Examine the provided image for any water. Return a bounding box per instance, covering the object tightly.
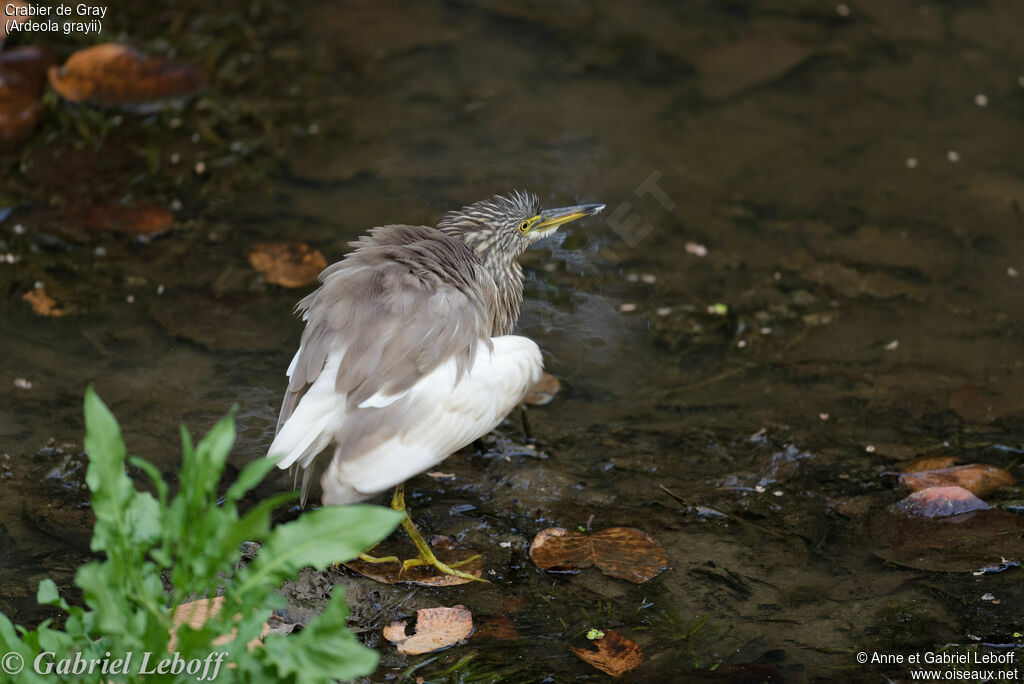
[1,0,1023,681]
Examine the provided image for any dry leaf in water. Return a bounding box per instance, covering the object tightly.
[383,605,473,655]
[530,527,668,583]
[571,630,644,677]
[523,372,560,405]
[900,455,960,473]
[23,287,66,316]
[73,202,174,237]
[169,597,269,652]
[247,242,327,288]
[890,486,989,518]
[872,509,1024,572]
[48,43,204,106]
[899,464,1014,497]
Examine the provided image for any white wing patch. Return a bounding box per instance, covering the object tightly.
[268,350,346,470]
[320,335,543,504]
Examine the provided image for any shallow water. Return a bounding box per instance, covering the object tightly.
[2,0,1023,681]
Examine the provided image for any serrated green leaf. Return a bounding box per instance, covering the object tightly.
[238,505,403,594]
[261,587,379,682]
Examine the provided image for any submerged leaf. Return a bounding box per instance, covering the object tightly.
[523,372,560,405]
[48,43,204,106]
[571,630,644,677]
[247,242,327,288]
[22,287,66,316]
[383,605,473,655]
[530,527,668,583]
[872,509,1024,572]
[900,456,960,473]
[898,464,1014,496]
[891,486,989,518]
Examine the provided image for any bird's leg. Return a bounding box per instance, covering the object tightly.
[391,484,487,582]
[520,405,533,441]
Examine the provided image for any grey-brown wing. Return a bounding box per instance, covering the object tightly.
[274,224,494,435]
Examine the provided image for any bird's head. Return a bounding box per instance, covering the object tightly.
[437,191,604,267]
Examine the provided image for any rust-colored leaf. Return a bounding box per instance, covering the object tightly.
[529,527,668,583]
[48,43,204,106]
[344,544,484,586]
[523,372,560,406]
[472,614,520,641]
[571,630,644,677]
[890,486,989,518]
[383,605,473,655]
[169,597,269,652]
[74,202,174,237]
[899,464,1014,497]
[900,455,960,473]
[22,287,66,317]
[247,242,327,288]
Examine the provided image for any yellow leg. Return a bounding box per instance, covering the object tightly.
[380,484,486,582]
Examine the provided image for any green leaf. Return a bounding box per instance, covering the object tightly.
[36,579,60,606]
[237,505,403,594]
[225,457,278,502]
[261,587,380,682]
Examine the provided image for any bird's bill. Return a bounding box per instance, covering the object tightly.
[531,203,605,232]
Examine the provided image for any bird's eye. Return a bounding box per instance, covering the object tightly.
[519,221,530,232]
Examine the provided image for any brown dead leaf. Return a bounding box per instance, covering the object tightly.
[22,287,66,316]
[523,372,560,406]
[1,46,55,93]
[571,630,644,678]
[530,527,668,583]
[247,242,327,288]
[900,456,960,473]
[383,605,473,655]
[890,486,989,518]
[472,614,520,641]
[344,544,484,586]
[169,597,269,652]
[48,43,204,106]
[872,508,1024,572]
[74,202,174,237]
[899,464,1014,497]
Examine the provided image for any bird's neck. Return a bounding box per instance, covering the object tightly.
[485,258,523,336]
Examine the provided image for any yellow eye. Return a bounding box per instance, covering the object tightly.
[519,221,530,232]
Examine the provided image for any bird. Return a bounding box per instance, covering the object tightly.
[267,191,604,580]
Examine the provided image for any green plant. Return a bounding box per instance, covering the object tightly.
[0,387,404,682]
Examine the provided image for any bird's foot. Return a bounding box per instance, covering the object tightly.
[400,552,486,583]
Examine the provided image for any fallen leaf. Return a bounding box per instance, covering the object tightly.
[890,486,989,518]
[523,372,560,406]
[899,464,1014,497]
[472,614,520,640]
[872,509,1024,572]
[383,605,473,655]
[530,527,668,583]
[73,202,174,237]
[48,43,204,106]
[22,287,66,316]
[344,544,484,586]
[247,242,327,288]
[900,456,960,473]
[571,630,643,677]
[169,597,269,652]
